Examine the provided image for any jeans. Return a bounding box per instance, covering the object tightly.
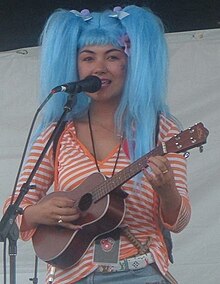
[77,264,169,284]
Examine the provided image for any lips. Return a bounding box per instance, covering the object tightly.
[100,79,111,86]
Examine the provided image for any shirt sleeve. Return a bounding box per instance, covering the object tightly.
[157,115,191,233]
[3,124,56,241]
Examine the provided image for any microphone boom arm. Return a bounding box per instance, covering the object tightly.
[0,94,75,241]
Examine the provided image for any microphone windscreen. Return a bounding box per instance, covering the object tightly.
[80,75,102,93]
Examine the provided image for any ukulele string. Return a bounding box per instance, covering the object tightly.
[75,110,123,210]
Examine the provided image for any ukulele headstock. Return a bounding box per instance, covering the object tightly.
[165,122,209,154]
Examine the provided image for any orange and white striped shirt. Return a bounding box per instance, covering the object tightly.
[4,115,191,284]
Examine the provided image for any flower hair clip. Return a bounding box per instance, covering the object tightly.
[70,9,93,21]
[109,6,129,20]
[118,34,131,56]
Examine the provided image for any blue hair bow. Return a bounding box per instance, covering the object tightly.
[109,6,129,20]
[70,9,93,21]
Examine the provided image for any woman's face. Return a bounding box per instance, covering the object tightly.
[78,44,127,103]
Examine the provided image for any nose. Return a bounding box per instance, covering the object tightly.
[93,59,108,75]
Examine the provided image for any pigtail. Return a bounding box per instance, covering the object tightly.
[117,5,169,161]
[38,9,86,134]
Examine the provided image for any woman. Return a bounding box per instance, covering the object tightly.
[4,5,191,284]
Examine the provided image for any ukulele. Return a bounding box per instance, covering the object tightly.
[32,122,209,269]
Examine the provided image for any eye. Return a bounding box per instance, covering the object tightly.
[107,54,120,61]
[81,56,94,62]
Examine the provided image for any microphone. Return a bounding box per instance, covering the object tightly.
[50,75,102,94]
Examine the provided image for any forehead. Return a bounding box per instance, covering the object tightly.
[79,44,124,54]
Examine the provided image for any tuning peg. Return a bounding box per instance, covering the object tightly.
[184,152,190,158]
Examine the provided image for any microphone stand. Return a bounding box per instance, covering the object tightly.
[0,93,76,284]
[29,255,39,284]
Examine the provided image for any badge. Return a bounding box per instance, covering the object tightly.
[93,229,120,264]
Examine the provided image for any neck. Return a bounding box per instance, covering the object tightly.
[88,102,118,127]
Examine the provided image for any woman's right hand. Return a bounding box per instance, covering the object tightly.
[21,196,82,231]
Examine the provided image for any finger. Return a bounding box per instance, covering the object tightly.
[142,166,154,177]
[147,161,164,178]
[57,212,81,223]
[147,157,170,175]
[53,198,75,208]
[145,162,171,191]
[58,222,82,230]
[155,156,171,171]
[142,168,155,185]
[142,166,161,189]
[56,215,82,230]
[56,206,80,216]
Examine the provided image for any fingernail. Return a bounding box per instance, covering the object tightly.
[146,166,153,174]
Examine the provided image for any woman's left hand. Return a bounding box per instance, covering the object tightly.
[143,156,175,197]
[143,155,182,225]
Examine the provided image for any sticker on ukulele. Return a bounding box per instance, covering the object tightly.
[93,229,120,264]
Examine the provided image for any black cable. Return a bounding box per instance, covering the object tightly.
[10,92,54,205]
[1,90,55,284]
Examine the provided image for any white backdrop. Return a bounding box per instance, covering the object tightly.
[0,29,219,283]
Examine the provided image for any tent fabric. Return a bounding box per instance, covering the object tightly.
[0,28,219,283]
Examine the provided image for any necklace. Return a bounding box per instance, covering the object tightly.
[88,113,122,137]
[88,109,123,176]
[89,119,115,134]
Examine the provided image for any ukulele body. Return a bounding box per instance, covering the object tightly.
[32,172,127,269]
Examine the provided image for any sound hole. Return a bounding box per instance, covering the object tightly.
[78,193,93,211]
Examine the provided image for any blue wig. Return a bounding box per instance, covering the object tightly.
[38,5,170,162]
[117,5,169,160]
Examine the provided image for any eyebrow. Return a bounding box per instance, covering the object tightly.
[79,48,123,55]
